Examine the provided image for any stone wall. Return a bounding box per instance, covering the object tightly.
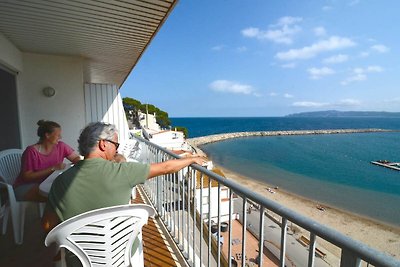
[187,128,391,147]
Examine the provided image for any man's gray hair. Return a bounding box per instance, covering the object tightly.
[78,122,118,156]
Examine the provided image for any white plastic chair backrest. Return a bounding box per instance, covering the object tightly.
[0,149,23,184]
[45,204,155,267]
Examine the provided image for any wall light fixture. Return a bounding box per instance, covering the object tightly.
[42,86,56,97]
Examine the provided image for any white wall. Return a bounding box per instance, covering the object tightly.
[1,38,129,151]
[197,187,231,223]
[17,53,86,150]
[150,131,186,150]
[138,111,160,131]
[0,32,23,72]
[84,83,129,143]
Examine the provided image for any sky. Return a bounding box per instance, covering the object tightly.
[120,0,399,117]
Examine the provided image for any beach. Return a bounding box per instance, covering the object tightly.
[187,137,400,261]
[218,166,400,260]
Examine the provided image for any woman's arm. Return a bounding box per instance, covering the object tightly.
[67,151,81,164]
[20,162,65,183]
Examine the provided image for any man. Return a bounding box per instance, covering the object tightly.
[42,122,205,231]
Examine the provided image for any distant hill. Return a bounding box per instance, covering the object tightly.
[285,110,400,118]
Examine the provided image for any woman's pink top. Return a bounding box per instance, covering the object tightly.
[14,141,74,187]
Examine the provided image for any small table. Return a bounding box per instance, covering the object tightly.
[39,164,73,196]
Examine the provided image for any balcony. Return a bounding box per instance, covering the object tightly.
[1,137,399,267]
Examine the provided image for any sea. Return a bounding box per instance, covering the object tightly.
[171,117,400,226]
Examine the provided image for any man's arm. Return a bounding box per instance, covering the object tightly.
[148,156,206,178]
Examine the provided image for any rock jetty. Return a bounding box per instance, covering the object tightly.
[187,128,392,147]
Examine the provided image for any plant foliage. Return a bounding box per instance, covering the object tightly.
[174,126,188,138]
[122,97,171,128]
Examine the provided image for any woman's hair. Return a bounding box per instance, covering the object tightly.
[78,122,117,156]
[37,120,61,141]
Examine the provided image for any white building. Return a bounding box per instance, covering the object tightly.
[148,130,193,152]
[137,110,192,152]
[138,110,161,131]
[195,171,235,223]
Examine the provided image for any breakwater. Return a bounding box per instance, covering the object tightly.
[187,128,392,147]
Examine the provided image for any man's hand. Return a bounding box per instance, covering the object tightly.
[148,155,208,178]
[190,155,208,166]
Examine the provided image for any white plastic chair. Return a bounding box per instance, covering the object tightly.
[0,200,7,235]
[0,148,45,244]
[45,204,156,267]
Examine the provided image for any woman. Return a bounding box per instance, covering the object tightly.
[14,120,81,201]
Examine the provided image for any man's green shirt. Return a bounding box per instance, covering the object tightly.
[48,158,150,221]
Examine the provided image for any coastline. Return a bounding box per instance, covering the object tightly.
[187,133,400,260]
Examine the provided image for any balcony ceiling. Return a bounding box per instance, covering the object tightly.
[0,0,176,87]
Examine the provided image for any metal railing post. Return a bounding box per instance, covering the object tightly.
[340,249,361,267]
[187,167,191,262]
[182,168,187,255]
[242,198,247,267]
[228,189,233,267]
[258,206,265,267]
[308,232,316,267]
[217,183,221,267]
[280,217,287,267]
[208,176,212,267]
[177,170,182,245]
[172,172,176,239]
[192,168,196,267]
[200,172,203,267]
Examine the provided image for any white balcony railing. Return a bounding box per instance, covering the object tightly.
[133,135,399,267]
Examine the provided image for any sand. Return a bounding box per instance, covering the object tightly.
[216,165,400,260]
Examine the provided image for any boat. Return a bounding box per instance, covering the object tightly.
[371,160,400,171]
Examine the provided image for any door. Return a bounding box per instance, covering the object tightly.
[0,66,21,150]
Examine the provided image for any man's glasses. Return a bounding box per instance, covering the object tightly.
[104,139,120,150]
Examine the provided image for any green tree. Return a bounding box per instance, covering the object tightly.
[122,97,171,128]
[174,126,188,138]
[141,103,171,128]
[122,97,142,113]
